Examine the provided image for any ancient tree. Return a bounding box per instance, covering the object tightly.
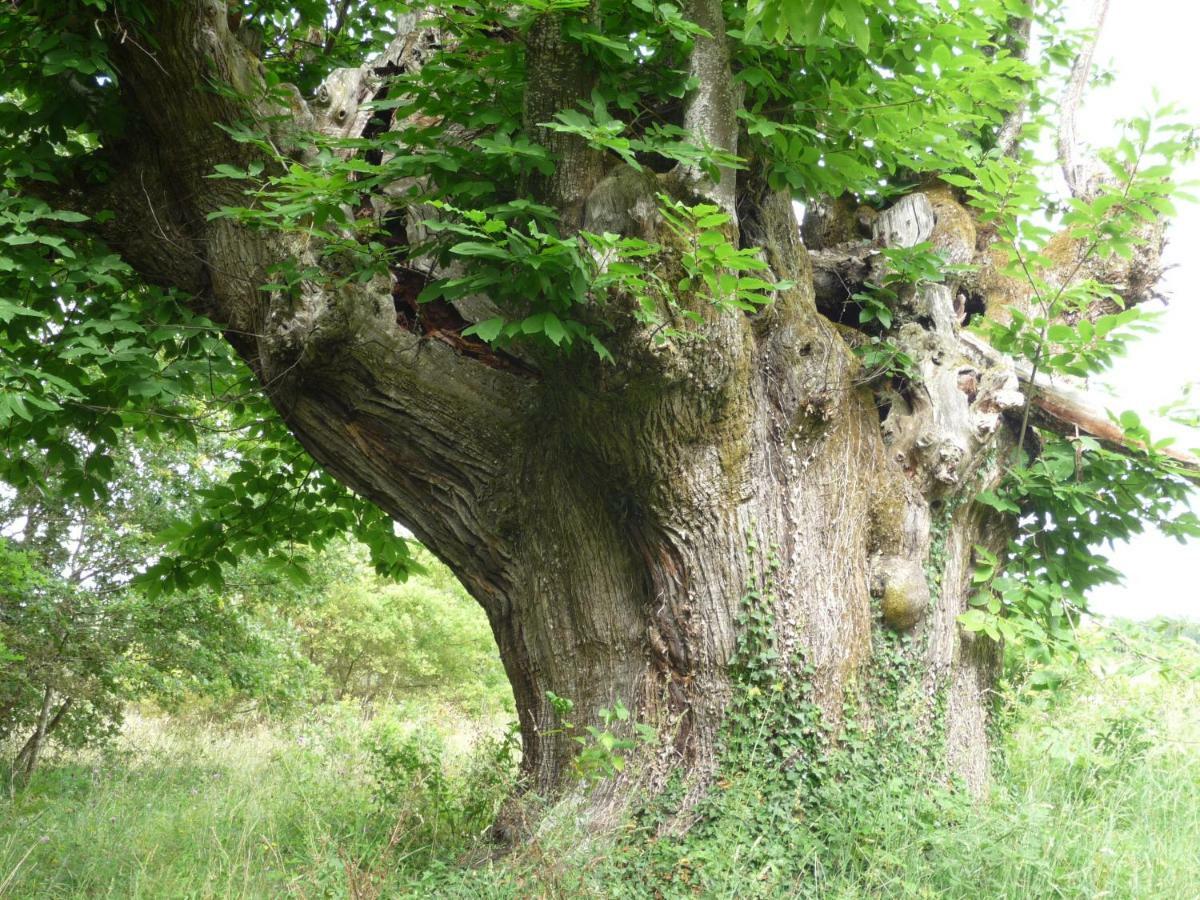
[3,0,1195,826]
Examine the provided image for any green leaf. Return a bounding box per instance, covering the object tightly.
[542,312,567,346]
[957,609,989,633]
[449,241,510,260]
[463,317,505,342]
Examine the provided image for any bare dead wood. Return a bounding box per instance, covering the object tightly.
[871,193,936,249]
[809,193,1197,478]
[960,332,1200,476]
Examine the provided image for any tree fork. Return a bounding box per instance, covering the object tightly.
[52,0,1172,833]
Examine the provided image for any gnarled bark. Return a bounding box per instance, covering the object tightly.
[48,0,1169,833]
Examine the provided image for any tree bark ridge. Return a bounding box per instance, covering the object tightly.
[52,0,1162,832]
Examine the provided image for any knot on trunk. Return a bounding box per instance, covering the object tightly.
[582,164,662,240]
[258,251,395,379]
[873,556,931,631]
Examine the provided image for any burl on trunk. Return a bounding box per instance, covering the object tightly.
[69,0,1130,827]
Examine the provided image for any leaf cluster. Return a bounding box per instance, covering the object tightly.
[967,432,1199,660]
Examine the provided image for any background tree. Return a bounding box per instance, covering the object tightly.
[1,0,1196,829]
[0,426,507,776]
[0,436,288,777]
[291,546,509,709]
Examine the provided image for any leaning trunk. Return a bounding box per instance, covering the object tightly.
[62,1,1063,829]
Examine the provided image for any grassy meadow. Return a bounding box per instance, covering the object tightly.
[2,629,1199,898]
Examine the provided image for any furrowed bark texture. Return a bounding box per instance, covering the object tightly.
[75,1,1140,826]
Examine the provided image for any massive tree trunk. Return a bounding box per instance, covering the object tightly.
[50,1,1168,829]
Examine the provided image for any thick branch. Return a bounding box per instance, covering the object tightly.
[522,10,605,228]
[994,16,1034,158]
[68,0,543,597]
[961,332,1200,476]
[677,0,739,218]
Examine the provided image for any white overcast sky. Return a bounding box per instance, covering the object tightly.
[1065,0,1200,620]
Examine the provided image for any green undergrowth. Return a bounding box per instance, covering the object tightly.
[586,656,1200,899]
[2,624,1199,898]
[0,702,516,899]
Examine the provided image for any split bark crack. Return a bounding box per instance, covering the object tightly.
[49,0,1188,834]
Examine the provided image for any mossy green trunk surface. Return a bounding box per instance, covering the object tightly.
[47,1,1045,827]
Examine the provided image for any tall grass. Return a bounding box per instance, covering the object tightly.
[0,704,509,898]
[2,648,1198,898]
